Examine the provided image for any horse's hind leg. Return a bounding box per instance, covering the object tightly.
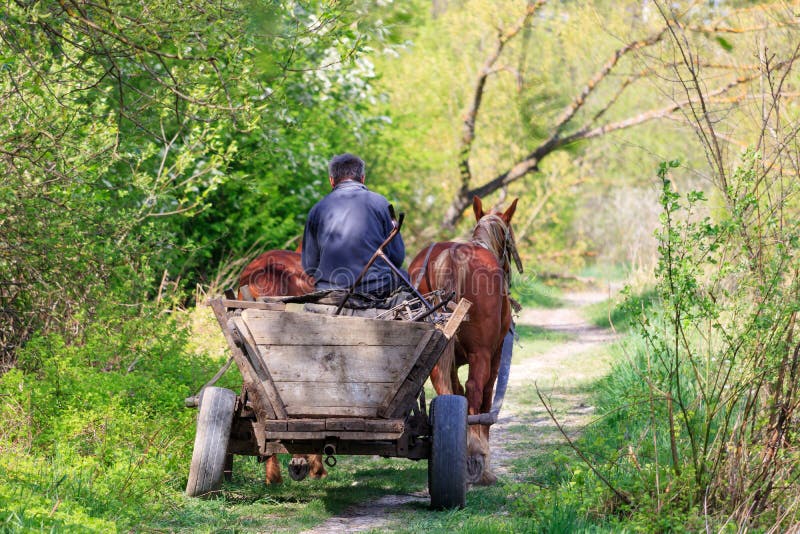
[430,340,456,395]
[429,363,453,395]
[474,344,504,486]
[307,454,327,478]
[265,454,283,484]
[451,361,464,396]
[464,351,493,485]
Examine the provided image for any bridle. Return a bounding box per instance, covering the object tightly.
[472,214,524,280]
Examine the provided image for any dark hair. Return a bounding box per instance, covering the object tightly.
[329,153,365,185]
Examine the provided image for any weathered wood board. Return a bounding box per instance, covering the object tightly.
[276,382,394,417]
[255,344,418,383]
[241,308,433,346]
[224,299,471,420]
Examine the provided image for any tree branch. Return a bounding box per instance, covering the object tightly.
[442,52,793,228]
[449,0,545,228]
[553,28,668,135]
[439,0,800,229]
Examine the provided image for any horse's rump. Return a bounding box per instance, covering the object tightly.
[238,250,314,298]
[236,248,321,483]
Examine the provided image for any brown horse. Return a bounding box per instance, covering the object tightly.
[408,196,521,486]
[238,249,326,484]
[239,249,314,298]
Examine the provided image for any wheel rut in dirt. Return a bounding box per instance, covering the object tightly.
[299,288,620,532]
[490,288,620,479]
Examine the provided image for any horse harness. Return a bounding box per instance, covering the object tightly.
[413,214,524,312]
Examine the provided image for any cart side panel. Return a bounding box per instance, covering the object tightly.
[233,304,472,420]
[256,344,420,383]
[275,382,393,417]
[240,309,434,346]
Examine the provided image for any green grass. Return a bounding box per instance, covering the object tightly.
[511,275,564,309]
[583,288,658,333]
[0,286,653,533]
[515,324,574,359]
[143,455,430,533]
[577,263,632,283]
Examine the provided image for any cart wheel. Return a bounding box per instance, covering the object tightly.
[428,394,467,510]
[186,387,237,497]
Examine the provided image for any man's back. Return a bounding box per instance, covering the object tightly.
[302,180,404,297]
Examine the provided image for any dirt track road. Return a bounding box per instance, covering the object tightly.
[299,289,619,533]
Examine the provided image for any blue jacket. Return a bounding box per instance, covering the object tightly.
[302,181,405,296]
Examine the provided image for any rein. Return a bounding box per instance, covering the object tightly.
[412,243,436,291]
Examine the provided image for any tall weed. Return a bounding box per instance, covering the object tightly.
[564,157,800,529]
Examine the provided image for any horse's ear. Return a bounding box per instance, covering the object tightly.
[473,196,485,221]
[502,198,519,223]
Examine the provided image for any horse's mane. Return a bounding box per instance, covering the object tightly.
[472,214,512,274]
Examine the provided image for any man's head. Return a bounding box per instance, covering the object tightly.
[328,153,365,187]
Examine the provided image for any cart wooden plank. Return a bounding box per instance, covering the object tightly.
[255,344,419,383]
[262,418,404,433]
[377,333,449,418]
[264,420,287,432]
[287,419,326,432]
[364,419,405,433]
[283,406,381,418]
[208,299,276,420]
[326,418,366,431]
[265,430,404,441]
[241,308,434,346]
[220,299,286,311]
[378,330,434,409]
[231,316,289,419]
[277,382,393,417]
[378,299,472,418]
[441,298,471,339]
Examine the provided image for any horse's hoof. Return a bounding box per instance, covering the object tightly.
[309,469,328,479]
[476,469,498,486]
[307,455,327,479]
[288,457,310,481]
[466,454,485,484]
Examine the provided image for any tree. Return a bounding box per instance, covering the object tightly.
[0,0,388,367]
[366,0,799,249]
[440,0,800,228]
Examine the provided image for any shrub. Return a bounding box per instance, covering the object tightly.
[0,303,233,530]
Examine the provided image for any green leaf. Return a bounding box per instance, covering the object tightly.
[715,36,733,52]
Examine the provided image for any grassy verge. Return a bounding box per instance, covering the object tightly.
[382,293,626,533]
[146,455,430,533]
[583,288,657,332]
[511,275,564,309]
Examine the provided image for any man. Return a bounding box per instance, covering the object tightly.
[302,153,405,298]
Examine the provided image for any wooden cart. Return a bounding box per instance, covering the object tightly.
[185,296,471,509]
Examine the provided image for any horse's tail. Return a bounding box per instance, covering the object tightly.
[430,246,468,301]
[427,246,468,395]
[435,338,456,395]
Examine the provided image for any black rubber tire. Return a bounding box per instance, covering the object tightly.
[186,387,237,497]
[428,394,468,509]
